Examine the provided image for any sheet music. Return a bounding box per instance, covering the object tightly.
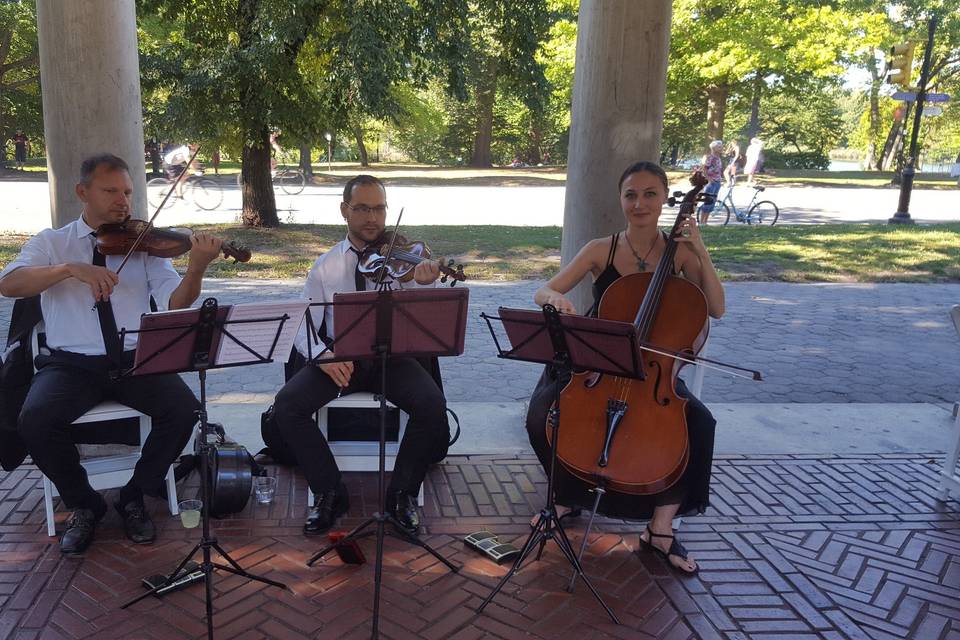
[216,300,308,365]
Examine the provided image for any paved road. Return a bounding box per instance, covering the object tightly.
[4,279,958,405]
[1,179,958,232]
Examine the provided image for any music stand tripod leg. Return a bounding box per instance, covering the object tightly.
[567,485,605,593]
[476,326,621,625]
[305,336,459,640]
[121,367,287,638]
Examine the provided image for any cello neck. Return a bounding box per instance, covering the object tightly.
[632,177,705,339]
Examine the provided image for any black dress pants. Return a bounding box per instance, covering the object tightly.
[18,351,198,511]
[273,357,449,496]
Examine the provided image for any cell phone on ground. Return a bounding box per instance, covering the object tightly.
[464,530,520,565]
[141,561,205,596]
[329,531,366,565]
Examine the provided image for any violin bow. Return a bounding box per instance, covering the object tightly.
[633,337,762,381]
[114,144,204,275]
[372,207,404,290]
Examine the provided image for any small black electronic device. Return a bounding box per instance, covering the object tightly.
[464,531,520,565]
[329,531,366,565]
[141,561,205,596]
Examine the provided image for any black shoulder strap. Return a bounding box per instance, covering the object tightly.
[605,233,619,268]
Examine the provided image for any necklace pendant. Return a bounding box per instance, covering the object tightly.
[637,259,646,272]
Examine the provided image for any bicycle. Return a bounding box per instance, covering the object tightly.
[235,164,306,195]
[708,184,779,226]
[147,168,223,211]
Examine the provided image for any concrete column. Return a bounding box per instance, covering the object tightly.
[562,0,672,312]
[37,0,147,228]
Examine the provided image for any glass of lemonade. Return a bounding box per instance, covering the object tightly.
[178,500,202,528]
[254,477,277,504]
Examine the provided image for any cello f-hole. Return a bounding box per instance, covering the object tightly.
[649,361,670,406]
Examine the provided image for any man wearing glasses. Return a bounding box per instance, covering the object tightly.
[273,175,449,536]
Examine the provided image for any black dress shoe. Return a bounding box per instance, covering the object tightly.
[304,483,349,535]
[114,499,156,544]
[387,491,420,535]
[60,508,99,555]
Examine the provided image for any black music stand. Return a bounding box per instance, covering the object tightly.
[120,297,304,640]
[304,287,468,639]
[477,305,647,624]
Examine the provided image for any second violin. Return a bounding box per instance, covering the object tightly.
[358,230,465,286]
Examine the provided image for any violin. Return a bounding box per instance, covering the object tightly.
[358,230,466,286]
[96,218,251,263]
[549,174,711,496]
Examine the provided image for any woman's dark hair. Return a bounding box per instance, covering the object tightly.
[618,161,668,193]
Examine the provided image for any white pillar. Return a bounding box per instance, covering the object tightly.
[37,0,147,228]
[562,0,672,312]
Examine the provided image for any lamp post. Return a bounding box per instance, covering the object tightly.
[325,132,332,173]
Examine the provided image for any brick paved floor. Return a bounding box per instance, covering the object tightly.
[0,454,958,639]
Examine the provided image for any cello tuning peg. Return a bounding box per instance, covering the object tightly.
[440,274,448,283]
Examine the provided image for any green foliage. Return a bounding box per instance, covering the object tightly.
[762,149,830,169]
[0,0,41,153]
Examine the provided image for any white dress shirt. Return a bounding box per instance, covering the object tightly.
[0,216,182,354]
[295,236,436,357]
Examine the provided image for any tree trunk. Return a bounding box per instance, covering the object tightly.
[705,84,728,143]
[241,127,279,227]
[299,143,312,178]
[354,125,369,167]
[865,50,882,170]
[470,57,498,167]
[669,144,679,166]
[237,0,278,227]
[746,70,763,139]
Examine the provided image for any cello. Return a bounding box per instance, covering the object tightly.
[548,174,710,496]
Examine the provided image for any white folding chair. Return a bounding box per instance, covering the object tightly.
[939,306,960,501]
[31,327,178,535]
[306,392,422,505]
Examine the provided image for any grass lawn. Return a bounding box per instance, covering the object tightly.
[7,161,955,189]
[740,169,957,190]
[3,223,958,283]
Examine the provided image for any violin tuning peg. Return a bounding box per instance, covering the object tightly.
[440,275,448,283]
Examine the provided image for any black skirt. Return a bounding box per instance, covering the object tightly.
[525,367,717,522]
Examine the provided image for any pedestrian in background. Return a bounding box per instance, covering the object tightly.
[724,140,741,187]
[698,140,724,225]
[744,138,764,186]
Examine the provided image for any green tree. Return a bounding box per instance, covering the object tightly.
[0,0,41,161]
[669,0,864,147]
[461,1,550,167]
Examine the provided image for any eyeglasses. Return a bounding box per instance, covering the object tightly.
[345,203,388,216]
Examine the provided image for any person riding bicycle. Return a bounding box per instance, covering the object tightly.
[162,143,198,198]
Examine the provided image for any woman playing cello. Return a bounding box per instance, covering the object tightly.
[526,161,724,575]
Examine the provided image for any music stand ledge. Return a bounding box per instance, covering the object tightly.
[119,298,306,639]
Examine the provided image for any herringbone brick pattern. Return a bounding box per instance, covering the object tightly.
[0,454,957,639]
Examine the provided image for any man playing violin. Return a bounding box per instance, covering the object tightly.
[273,174,449,536]
[0,153,222,554]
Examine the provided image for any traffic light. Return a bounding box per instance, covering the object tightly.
[886,43,915,85]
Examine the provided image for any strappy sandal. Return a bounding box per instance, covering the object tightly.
[530,506,582,529]
[638,525,699,576]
